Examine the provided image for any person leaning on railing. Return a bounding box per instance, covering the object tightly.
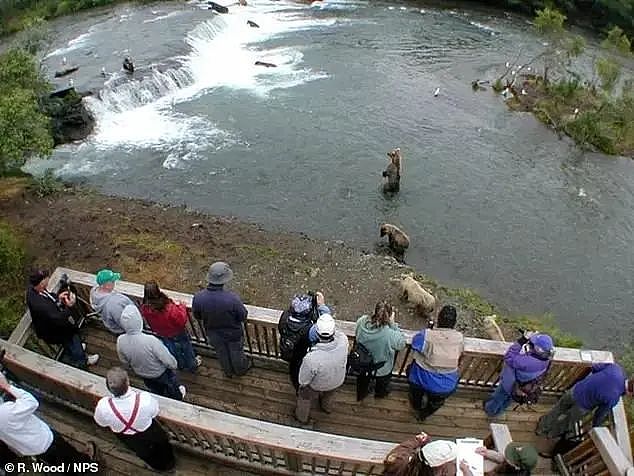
[355,301,406,400]
[407,305,464,421]
[116,304,186,401]
[94,367,175,471]
[141,281,202,373]
[536,362,634,441]
[26,269,99,369]
[476,443,538,475]
[0,372,97,465]
[483,330,553,418]
[90,269,136,335]
[192,262,252,378]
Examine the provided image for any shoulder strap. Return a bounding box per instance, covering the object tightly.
[108,393,141,434]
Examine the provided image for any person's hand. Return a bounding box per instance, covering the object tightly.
[523,330,538,339]
[459,460,474,476]
[389,311,396,324]
[475,447,488,456]
[315,292,325,306]
[65,291,76,307]
[0,372,9,392]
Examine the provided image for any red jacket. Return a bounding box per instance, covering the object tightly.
[140,301,189,338]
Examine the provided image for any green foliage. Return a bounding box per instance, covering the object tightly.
[29,169,63,198]
[566,111,618,154]
[549,78,583,99]
[602,25,632,54]
[0,88,53,175]
[12,17,50,55]
[534,7,566,36]
[0,221,26,338]
[617,345,634,432]
[0,48,48,93]
[595,57,621,93]
[564,34,585,58]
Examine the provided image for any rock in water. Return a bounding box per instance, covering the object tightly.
[41,88,95,145]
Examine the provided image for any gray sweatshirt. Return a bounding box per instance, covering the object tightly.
[298,330,349,392]
[116,304,177,379]
[90,286,135,334]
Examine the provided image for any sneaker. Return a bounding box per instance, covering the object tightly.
[81,343,87,351]
[87,354,100,366]
[195,355,203,367]
[179,385,187,398]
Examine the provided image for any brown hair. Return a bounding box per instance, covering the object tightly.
[370,301,393,328]
[143,281,170,311]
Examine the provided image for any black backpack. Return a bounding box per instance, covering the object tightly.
[278,294,318,362]
[347,341,385,376]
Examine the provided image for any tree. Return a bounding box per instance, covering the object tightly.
[0,48,48,93]
[595,26,633,94]
[0,88,53,175]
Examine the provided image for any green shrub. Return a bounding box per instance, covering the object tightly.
[29,169,63,198]
[0,221,25,338]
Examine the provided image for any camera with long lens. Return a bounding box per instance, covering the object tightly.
[306,291,319,321]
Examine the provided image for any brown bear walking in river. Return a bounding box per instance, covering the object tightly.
[382,148,401,194]
[380,223,409,260]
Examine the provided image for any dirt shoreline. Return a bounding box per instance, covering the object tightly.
[1,177,510,337]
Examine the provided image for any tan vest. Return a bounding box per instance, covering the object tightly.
[413,328,464,373]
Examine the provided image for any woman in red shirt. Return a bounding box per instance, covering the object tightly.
[141,281,202,372]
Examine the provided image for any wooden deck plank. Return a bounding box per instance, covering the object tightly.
[81,323,549,448]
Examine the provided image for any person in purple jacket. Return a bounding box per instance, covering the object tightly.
[536,363,633,439]
[484,331,553,417]
[192,262,251,377]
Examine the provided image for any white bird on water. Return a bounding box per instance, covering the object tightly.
[505,61,510,68]
[62,57,67,65]
[434,87,440,97]
[68,78,74,87]
[101,66,107,77]
[574,108,580,116]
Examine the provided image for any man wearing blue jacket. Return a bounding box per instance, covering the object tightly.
[536,363,633,439]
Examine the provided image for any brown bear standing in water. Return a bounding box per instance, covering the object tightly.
[382,148,401,194]
[380,223,410,259]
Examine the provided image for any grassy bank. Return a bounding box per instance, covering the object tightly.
[489,9,633,157]
[0,0,159,36]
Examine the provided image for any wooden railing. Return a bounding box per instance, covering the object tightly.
[557,427,634,476]
[11,267,632,465]
[27,268,614,390]
[0,339,393,475]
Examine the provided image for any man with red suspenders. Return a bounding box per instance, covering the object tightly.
[94,367,175,471]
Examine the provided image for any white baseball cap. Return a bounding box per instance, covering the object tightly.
[315,314,336,338]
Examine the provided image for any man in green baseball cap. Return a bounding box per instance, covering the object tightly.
[96,269,121,285]
[477,442,538,474]
[90,269,135,334]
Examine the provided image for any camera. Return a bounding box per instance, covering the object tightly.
[427,319,435,329]
[58,273,71,293]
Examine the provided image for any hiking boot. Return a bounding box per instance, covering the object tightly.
[179,385,187,399]
[87,354,99,366]
[85,441,98,461]
[195,355,203,367]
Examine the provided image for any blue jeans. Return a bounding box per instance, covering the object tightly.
[484,384,513,417]
[143,369,183,401]
[160,332,197,372]
[61,334,87,369]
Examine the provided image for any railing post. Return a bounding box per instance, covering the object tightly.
[590,427,634,475]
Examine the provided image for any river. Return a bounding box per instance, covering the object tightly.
[25,0,634,350]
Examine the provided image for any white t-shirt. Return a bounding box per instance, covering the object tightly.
[94,389,159,435]
[0,386,54,456]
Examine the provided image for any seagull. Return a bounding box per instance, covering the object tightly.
[511,70,516,75]
[574,108,579,117]
[578,188,587,198]
[527,66,532,72]
[62,57,67,65]
[68,78,74,87]
[434,87,440,97]
[505,61,510,68]
[101,66,107,77]
[521,89,527,95]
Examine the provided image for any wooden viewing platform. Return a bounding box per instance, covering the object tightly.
[3,267,633,475]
